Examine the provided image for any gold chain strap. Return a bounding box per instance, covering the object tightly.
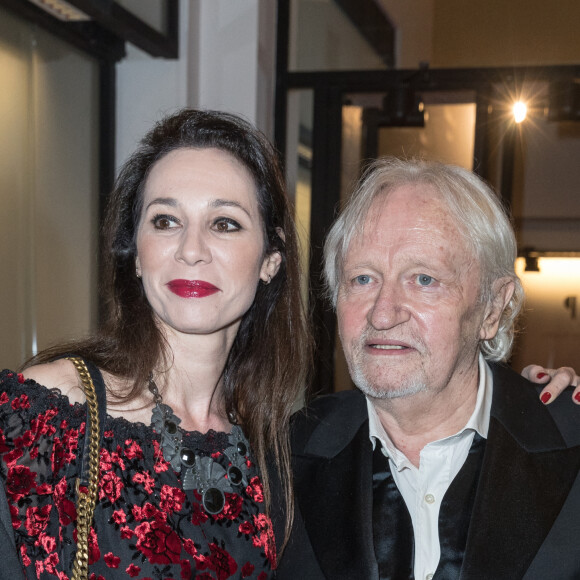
[67,357,101,580]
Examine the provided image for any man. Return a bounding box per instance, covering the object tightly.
[278,159,580,579]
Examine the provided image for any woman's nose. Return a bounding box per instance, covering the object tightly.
[175,227,212,265]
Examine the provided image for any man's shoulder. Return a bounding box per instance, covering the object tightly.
[290,389,368,457]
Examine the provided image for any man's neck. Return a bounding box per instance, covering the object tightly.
[370,365,480,467]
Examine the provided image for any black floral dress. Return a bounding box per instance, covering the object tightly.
[0,370,276,579]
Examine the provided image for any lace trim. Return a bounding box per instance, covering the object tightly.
[0,369,230,454]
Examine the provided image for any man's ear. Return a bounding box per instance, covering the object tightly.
[479,277,515,340]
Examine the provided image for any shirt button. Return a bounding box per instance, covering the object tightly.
[426,574,434,580]
[424,493,435,504]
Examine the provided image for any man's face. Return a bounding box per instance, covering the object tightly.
[337,184,489,401]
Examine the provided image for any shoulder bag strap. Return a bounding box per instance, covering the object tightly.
[67,357,103,580]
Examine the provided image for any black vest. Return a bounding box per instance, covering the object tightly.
[372,433,486,580]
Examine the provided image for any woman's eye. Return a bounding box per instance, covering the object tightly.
[152,215,178,230]
[354,274,371,286]
[416,274,434,286]
[214,218,241,233]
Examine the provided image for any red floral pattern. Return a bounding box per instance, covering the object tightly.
[0,369,275,579]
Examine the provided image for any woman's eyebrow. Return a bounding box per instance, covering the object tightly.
[144,197,253,218]
[145,197,177,210]
[209,198,252,218]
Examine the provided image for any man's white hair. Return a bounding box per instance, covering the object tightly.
[323,157,524,361]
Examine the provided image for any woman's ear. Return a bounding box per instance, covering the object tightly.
[135,256,142,278]
[260,251,282,284]
[259,227,285,283]
[479,277,515,340]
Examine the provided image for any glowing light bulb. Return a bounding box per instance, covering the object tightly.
[513,101,527,123]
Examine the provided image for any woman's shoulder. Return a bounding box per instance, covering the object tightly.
[21,358,85,404]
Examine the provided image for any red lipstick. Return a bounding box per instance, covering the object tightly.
[167,279,220,298]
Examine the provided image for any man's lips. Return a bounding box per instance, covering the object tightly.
[365,340,414,354]
[166,279,220,298]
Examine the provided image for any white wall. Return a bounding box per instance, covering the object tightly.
[115,1,190,168]
[0,7,99,368]
[378,0,434,69]
[115,0,275,169]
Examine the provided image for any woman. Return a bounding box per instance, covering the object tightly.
[0,110,575,579]
[0,109,310,579]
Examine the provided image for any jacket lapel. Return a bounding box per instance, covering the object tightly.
[460,364,580,580]
[292,391,378,579]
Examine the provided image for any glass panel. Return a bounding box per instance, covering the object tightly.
[0,6,33,369]
[0,6,99,369]
[289,0,387,71]
[506,81,580,252]
[492,81,580,369]
[285,89,314,303]
[32,24,100,354]
[512,257,580,371]
[340,91,477,197]
[378,102,476,169]
[115,0,168,34]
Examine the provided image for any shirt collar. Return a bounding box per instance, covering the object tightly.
[367,353,493,461]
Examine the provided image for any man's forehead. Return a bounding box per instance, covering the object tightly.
[349,185,458,246]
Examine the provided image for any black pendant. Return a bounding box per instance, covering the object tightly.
[236,441,247,455]
[227,465,243,485]
[203,487,225,514]
[179,447,195,467]
[165,420,178,435]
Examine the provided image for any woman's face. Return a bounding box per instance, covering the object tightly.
[135,147,280,341]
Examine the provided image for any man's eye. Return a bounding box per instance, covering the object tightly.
[214,218,241,233]
[152,215,178,230]
[417,274,434,286]
[354,275,371,285]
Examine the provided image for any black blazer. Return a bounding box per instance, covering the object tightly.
[276,363,580,579]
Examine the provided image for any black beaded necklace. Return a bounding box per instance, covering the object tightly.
[148,376,250,515]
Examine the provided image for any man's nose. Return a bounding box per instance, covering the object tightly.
[368,282,410,330]
[175,227,212,265]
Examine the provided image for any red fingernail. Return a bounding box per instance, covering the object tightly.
[540,392,552,404]
[537,373,547,379]
[574,392,580,403]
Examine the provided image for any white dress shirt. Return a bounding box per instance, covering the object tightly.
[367,354,493,580]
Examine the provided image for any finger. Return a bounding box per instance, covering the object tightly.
[538,367,578,405]
[521,364,551,383]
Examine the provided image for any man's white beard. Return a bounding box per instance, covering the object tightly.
[348,357,428,400]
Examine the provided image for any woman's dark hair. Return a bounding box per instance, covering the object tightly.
[26,109,312,544]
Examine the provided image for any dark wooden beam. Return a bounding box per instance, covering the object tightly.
[284,65,580,92]
[274,0,290,162]
[0,0,125,62]
[309,85,344,394]
[1,0,179,60]
[333,0,395,67]
[68,0,178,58]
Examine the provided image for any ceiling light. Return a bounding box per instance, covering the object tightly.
[513,101,527,123]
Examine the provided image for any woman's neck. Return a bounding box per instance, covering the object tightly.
[152,328,233,432]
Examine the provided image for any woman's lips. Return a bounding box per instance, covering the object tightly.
[167,279,220,298]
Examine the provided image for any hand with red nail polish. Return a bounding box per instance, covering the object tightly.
[521,364,580,405]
